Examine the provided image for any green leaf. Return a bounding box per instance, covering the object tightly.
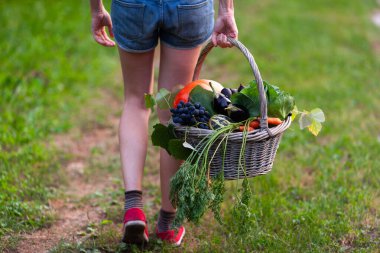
[238,80,295,119]
[151,124,193,158]
[230,92,260,117]
[155,88,172,109]
[168,139,192,160]
[310,108,325,123]
[294,108,325,135]
[189,86,216,115]
[144,93,156,110]
[291,105,300,121]
[264,81,295,119]
[308,119,322,136]
[298,112,313,129]
[145,88,179,110]
[151,123,176,151]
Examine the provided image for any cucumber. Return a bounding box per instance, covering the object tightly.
[208,114,232,130]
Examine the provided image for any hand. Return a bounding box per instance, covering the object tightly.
[91,8,115,47]
[212,13,238,48]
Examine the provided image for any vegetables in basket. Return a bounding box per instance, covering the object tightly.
[145,38,325,227]
[173,79,223,108]
[146,78,325,226]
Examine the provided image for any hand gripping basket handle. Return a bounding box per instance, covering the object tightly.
[193,38,269,130]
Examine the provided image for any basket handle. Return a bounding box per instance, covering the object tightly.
[192,38,269,130]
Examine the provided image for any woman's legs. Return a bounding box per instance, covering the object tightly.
[117,43,202,213]
[157,44,203,212]
[118,47,155,192]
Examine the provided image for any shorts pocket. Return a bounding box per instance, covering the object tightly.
[111,0,145,40]
[177,0,214,41]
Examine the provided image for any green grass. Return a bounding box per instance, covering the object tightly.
[0,0,118,250]
[2,0,380,252]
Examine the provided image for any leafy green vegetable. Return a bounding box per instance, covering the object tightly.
[210,171,226,224]
[189,86,216,115]
[264,81,295,119]
[230,92,260,117]
[231,178,254,235]
[151,123,192,160]
[152,81,324,228]
[168,139,192,160]
[151,123,175,151]
[230,80,295,120]
[170,161,213,226]
[170,123,239,225]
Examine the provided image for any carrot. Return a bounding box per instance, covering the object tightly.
[267,117,282,126]
[238,125,254,132]
[249,120,260,129]
[239,117,282,132]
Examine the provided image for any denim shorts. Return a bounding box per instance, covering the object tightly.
[111,0,214,52]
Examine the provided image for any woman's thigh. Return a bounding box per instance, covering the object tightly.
[118,47,155,104]
[157,43,202,120]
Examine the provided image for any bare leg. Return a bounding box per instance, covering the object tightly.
[118,47,155,191]
[158,44,203,212]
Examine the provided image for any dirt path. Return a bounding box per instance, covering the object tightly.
[15,53,164,252]
[16,95,122,253]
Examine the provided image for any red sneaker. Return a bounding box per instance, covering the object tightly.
[122,208,149,244]
[156,226,185,246]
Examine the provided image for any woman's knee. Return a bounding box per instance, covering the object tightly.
[123,94,150,113]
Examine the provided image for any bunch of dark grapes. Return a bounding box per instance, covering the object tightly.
[170,101,210,129]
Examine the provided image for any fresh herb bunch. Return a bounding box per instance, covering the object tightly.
[169,120,254,226]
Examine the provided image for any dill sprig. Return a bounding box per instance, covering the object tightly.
[170,120,255,227]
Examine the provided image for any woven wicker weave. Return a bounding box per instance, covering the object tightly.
[173,38,292,180]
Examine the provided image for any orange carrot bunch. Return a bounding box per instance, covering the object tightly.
[238,117,283,132]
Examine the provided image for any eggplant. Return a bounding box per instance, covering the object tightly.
[221,88,232,98]
[213,94,231,114]
[238,84,245,92]
[226,104,249,122]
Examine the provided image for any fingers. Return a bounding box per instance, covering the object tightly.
[212,14,238,48]
[92,28,114,47]
[228,29,238,40]
[216,33,233,48]
[92,29,106,46]
[108,24,114,38]
[92,29,115,47]
[91,13,115,47]
[101,28,115,47]
[106,14,114,38]
[211,32,218,46]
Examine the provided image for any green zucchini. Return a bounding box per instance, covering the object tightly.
[208,114,232,130]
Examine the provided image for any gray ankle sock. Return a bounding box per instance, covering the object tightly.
[124,190,143,211]
[157,209,176,232]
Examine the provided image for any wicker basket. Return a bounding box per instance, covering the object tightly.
[174,38,292,180]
